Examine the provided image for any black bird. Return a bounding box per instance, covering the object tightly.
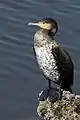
[28,18,74,99]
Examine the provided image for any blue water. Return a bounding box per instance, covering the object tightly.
[0,0,80,119]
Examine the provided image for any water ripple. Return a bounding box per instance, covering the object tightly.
[0,0,80,119]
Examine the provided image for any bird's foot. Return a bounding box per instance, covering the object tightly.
[38,87,62,102]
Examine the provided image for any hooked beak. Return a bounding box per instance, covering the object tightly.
[28,22,40,26]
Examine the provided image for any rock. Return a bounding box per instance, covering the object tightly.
[37,88,80,120]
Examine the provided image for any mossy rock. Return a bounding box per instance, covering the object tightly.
[37,90,80,120]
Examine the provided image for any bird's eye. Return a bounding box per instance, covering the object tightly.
[43,22,45,24]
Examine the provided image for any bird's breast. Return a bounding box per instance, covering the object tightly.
[34,44,60,82]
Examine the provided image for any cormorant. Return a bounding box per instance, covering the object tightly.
[28,18,74,99]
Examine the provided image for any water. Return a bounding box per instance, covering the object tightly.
[0,0,80,119]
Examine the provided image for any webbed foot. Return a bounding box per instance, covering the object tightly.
[38,87,62,102]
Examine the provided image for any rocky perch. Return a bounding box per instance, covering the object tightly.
[37,88,80,120]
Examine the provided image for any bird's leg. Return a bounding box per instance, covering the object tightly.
[38,80,60,102]
[48,80,62,101]
[38,79,60,102]
[59,81,63,100]
[48,80,51,89]
[47,80,51,97]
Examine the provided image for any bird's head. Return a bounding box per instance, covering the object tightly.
[28,18,58,36]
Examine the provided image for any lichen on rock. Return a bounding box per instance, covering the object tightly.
[37,89,80,120]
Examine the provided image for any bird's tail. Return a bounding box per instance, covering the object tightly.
[61,82,73,93]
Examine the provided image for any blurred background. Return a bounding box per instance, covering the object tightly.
[0,0,80,120]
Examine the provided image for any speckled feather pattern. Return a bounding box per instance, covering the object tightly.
[34,30,60,82]
[33,30,73,87]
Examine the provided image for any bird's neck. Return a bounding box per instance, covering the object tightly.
[40,29,55,39]
[41,29,53,36]
[40,29,50,34]
[34,29,55,41]
[34,29,58,48]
